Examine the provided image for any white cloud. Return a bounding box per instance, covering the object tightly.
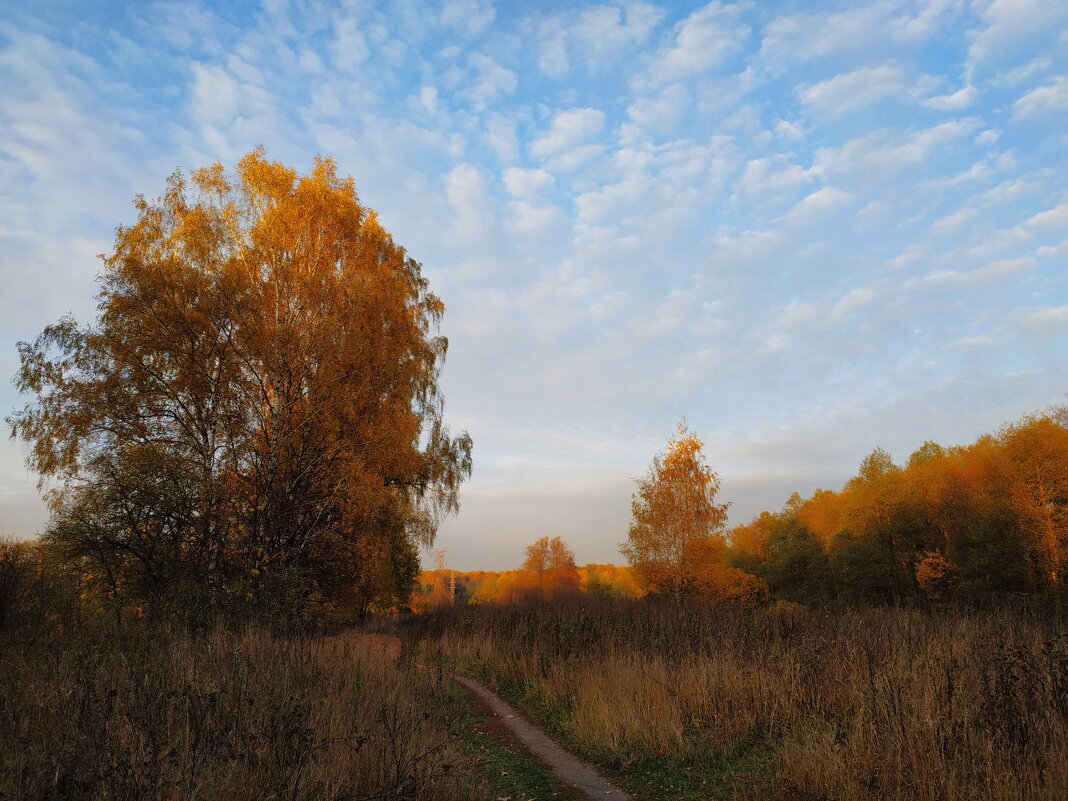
[506,200,565,235]
[832,286,881,320]
[1025,203,1068,230]
[759,6,889,70]
[444,163,494,246]
[189,63,242,125]
[484,113,519,163]
[798,64,906,114]
[967,0,1068,76]
[535,17,570,77]
[502,167,554,198]
[991,57,1052,87]
[773,118,805,140]
[439,0,496,37]
[463,53,517,107]
[1013,77,1068,119]
[778,186,855,227]
[643,1,749,85]
[1015,305,1068,336]
[530,108,605,161]
[922,85,978,110]
[812,119,979,182]
[893,0,965,41]
[887,244,927,270]
[732,158,811,202]
[930,206,978,235]
[1036,239,1068,258]
[536,2,663,77]
[977,172,1048,205]
[330,14,369,71]
[626,83,688,131]
[908,257,1036,289]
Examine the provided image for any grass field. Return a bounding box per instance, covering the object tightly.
[392,599,1068,801]
[0,627,494,801]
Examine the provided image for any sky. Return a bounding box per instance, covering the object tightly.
[1,0,1066,570]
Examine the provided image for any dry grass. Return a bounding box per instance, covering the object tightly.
[0,627,486,801]
[401,600,1068,801]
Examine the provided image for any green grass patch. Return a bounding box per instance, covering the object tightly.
[597,733,782,801]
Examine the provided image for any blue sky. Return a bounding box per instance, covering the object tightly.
[1,0,1066,569]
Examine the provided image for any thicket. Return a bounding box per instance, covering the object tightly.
[403,598,1068,801]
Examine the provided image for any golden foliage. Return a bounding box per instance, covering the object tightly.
[9,149,471,622]
[621,422,731,601]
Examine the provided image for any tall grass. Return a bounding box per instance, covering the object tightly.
[0,626,484,801]
[399,600,1068,801]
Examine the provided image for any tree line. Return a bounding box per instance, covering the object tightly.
[726,408,1067,605]
[413,409,1066,612]
[617,413,1067,607]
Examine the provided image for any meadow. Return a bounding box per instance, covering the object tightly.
[0,623,486,801]
[395,599,1068,801]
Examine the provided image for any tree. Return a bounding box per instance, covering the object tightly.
[760,502,833,605]
[9,149,472,624]
[1000,411,1068,588]
[522,536,579,598]
[621,422,730,601]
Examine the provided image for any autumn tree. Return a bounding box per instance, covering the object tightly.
[522,536,579,598]
[1001,410,1068,588]
[621,423,731,602]
[9,148,472,624]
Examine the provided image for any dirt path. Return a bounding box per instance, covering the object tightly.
[449,672,634,801]
[345,633,633,800]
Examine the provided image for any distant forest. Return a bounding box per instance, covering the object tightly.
[416,405,1068,609]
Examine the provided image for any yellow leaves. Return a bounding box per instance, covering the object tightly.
[12,147,472,621]
[191,162,231,195]
[623,421,730,601]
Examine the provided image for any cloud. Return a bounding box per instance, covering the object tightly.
[1035,239,1068,259]
[506,199,565,235]
[759,6,889,70]
[778,186,855,227]
[991,57,1052,87]
[626,83,688,132]
[502,167,554,198]
[922,84,977,110]
[530,108,605,167]
[1014,305,1068,336]
[1026,203,1068,231]
[443,163,494,246]
[484,113,519,163]
[1013,77,1068,119]
[812,119,979,183]
[642,1,749,86]
[330,13,370,71]
[893,0,966,41]
[536,2,663,77]
[967,0,1068,76]
[773,118,805,140]
[977,171,1049,205]
[798,63,906,114]
[930,207,978,235]
[908,257,1036,289]
[439,0,496,37]
[462,53,517,107]
[732,158,811,202]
